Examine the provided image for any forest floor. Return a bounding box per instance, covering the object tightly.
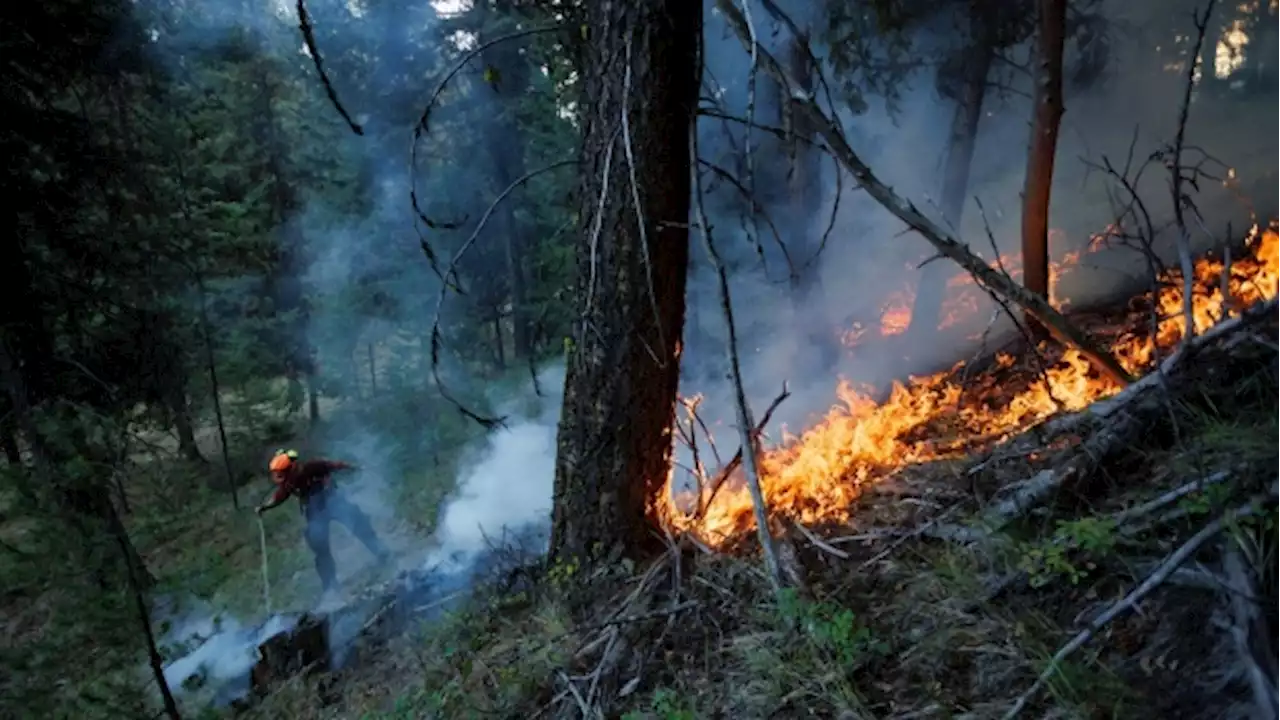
[4,279,1275,718]
[238,304,1278,720]
[4,307,1275,719]
[0,381,462,718]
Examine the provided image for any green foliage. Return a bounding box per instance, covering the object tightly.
[547,555,583,592]
[776,588,890,667]
[1,0,584,715]
[1018,517,1118,588]
[622,687,697,720]
[353,597,570,719]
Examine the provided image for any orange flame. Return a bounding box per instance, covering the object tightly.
[661,227,1279,545]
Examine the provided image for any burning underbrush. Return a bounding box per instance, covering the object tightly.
[242,230,1278,719]
[659,226,1279,546]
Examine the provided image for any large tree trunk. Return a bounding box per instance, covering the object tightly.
[1020,0,1067,331]
[549,0,701,565]
[904,17,995,345]
[783,28,839,375]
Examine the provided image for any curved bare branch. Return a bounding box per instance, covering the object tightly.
[410,25,565,280]
[427,159,578,428]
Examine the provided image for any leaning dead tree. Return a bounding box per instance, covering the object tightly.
[713,0,1135,387]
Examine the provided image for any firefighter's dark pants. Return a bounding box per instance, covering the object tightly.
[300,487,390,591]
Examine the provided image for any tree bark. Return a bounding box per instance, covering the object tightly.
[1020,0,1068,332]
[904,14,995,344]
[549,0,701,566]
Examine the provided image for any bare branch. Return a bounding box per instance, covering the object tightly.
[696,158,795,276]
[622,31,670,363]
[296,0,364,136]
[695,384,790,521]
[690,112,785,592]
[1167,0,1218,346]
[410,26,563,282]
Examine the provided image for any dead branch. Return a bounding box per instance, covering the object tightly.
[713,0,1135,387]
[1002,486,1277,719]
[696,109,831,155]
[1167,0,1218,347]
[936,296,1276,544]
[1111,468,1234,527]
[1220,544,1279,719]
[976,197,1066,413]
[1081,143,1164,358]
[696,158,795,276]
[792,520,850,559]
[695,383,790,520]
[296,0,363,136]
[690,116,785,593]
[681,394,723,469]
[620,31,670,364]
[736,0,765,273]
[427,159,578,428]
[1044,296,1278,436]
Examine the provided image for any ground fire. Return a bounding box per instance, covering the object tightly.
[660,226,1279,545]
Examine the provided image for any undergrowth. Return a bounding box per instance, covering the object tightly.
[243,327,1277,719]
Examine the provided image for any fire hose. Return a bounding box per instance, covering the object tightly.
[257,515,273,615]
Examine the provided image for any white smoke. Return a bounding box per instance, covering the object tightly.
[157,364,564,705]
[423,364,564,571]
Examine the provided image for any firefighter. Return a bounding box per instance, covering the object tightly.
[256,448,392,597]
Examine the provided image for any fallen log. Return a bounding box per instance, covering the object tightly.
[930,299,1277,544]
[1042,296,1278,437]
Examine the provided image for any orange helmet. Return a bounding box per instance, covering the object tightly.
[269,449,299,475]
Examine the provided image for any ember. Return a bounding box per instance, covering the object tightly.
[661,227,1279,544]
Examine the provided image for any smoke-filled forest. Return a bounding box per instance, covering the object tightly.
[2,0,1277,717]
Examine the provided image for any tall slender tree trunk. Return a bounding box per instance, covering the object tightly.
[1020,0,1068,332]
[550,0,701,565]
[480,1,535,360]
[197,276,238,509]
[904,17,995,345]
[170,384,204,463]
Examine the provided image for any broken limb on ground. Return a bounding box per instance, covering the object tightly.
[239,237,1277,719]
